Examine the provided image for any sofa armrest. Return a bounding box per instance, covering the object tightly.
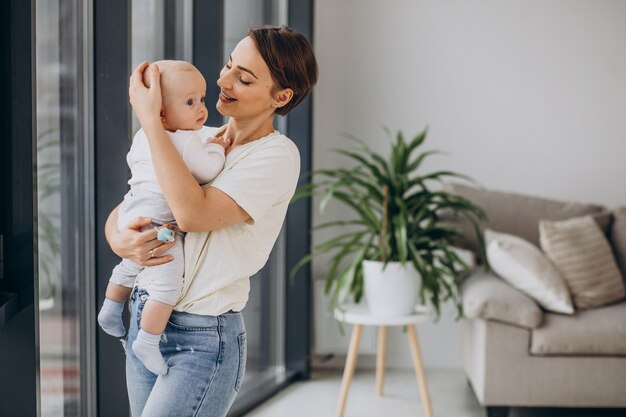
[462,267,544,329]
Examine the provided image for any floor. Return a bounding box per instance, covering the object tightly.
[244,368,626,417]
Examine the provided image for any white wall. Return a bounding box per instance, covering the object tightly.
[312,0,626,368]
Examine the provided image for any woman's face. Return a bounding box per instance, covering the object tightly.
[216,37,277,120]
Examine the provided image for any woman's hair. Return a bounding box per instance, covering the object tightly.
[248,26,318,116]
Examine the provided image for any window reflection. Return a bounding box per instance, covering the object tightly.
[36,0,89,415]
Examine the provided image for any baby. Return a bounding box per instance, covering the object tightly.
[97,60,228,375]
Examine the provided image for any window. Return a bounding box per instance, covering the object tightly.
[20,2,312,416]
[36,0,94,415]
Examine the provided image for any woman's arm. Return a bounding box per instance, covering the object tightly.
[105,204,175,266]
[129,62,250,232]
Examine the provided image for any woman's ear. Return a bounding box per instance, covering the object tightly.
[273,88,294,109]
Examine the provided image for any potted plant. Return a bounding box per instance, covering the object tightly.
[292,128,487,318]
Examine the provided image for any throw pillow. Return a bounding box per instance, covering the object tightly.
[450,246,476,269]
[485,229,574,314]
[609,206,626,278]
[539,215,626,309]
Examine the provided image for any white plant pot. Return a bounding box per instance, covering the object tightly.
[362,260,422,317]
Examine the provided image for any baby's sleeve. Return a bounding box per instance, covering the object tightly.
[181,137,226,184]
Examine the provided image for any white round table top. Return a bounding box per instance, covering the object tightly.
[333,303,433,326]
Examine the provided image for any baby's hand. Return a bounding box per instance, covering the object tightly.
[208,136,231,150]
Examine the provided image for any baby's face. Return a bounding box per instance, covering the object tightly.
[161,69,208,132]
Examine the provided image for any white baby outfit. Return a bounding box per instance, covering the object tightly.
[109,126,225,305]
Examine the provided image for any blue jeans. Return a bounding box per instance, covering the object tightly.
[125,287,247,417]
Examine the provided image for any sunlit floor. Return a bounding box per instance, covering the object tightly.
[244,368,626,417]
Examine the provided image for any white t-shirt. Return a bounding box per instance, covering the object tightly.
[127,126,225,193]
[169,127,301,315]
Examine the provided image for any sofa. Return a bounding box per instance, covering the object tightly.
[447,183,626,417]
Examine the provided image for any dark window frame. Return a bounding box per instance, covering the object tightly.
[94,1,132,416]
[285,0,314,381]
[0,0,37,416]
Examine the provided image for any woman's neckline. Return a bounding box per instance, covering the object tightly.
[214,125,280,156]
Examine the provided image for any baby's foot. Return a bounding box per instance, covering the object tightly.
[97,299,126,337]
[132,329,169,375]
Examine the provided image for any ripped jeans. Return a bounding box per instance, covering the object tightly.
[125,287,247,417]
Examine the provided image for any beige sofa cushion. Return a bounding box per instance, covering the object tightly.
[610,206,626,280]
[530,301,626,356]
[462,268,543,329]
[444,183,612,260]
[540,215,626,309]
[485,229,573,314]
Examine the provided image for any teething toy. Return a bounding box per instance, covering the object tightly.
[156,226,176,243]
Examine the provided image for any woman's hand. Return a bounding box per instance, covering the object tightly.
[107,210,175,266]
[128,61,163,130]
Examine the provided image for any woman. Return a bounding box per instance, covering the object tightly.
[106,26,318,417]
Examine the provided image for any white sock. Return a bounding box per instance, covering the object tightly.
[132,329,169,375]
[97,298,126,337]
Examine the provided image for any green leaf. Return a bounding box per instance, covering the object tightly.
[333,149,389,186]
[313,219,367,231]
[406,150,444,173]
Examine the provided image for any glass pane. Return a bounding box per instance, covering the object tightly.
[131,0,166,71]
[237,230,288,397]
[131,0,193,67]
[131,0,165,136]
[131,0,193,134]
[36,0,90,415]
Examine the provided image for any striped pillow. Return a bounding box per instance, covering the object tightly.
[539,215,626,309]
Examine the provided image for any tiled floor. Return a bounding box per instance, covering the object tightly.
[244,368,626,417]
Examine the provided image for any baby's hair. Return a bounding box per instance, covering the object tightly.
[142,60,201,96]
